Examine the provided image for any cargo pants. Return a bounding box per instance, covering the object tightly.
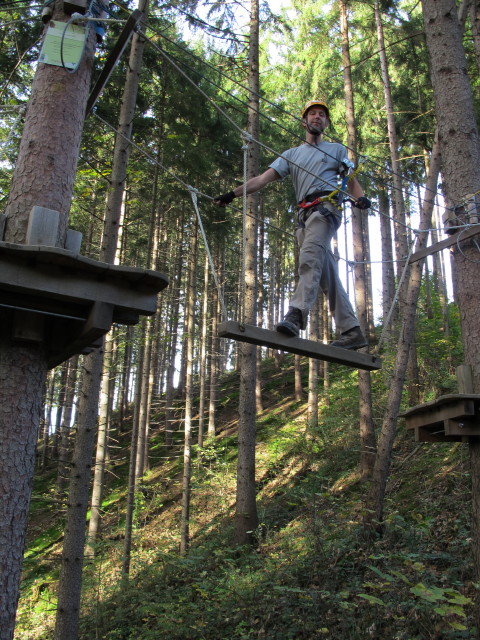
[288,203,360,333]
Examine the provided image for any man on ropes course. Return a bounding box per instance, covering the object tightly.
[214,100,371,350]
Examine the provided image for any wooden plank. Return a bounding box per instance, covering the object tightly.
[26,206,61,247]
[0,242,168,318]
[47,302,114,368]
[408,226,480,264]
[13,310,45,342]
[0,258,158,315]
[0,214,6,241]
[218,320,382,371]
[0,242,168,290]
[86,9,143,115]
[414,426,461,443]
[401,394,480,418]
[444,418,480,437]
[65,229,83,254]
[457,364,474,394]
[403,397,476,430]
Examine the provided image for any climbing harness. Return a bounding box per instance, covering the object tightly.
[297,156,366,213]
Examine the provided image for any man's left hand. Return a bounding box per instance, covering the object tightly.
[353,196,371,210]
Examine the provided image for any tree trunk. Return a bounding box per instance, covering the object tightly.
[198,254,210,448]
[469,0,480,75]
[0,333,47,640]
[41,371,55,470]
[180,221,198,553]
[307,298,320,433]
[0,4,97,636]
[374,1,408,289]
[55,0,150,629]
[86,335,114,557]
[363,131,441,532]
[235,0,260,545]
[52,362,68,458]
[421,1,480,630]
[340,0,376,477]
[379,186,395,330]
[54,348,104,640]
[351,205,377,478]
[56,355,79,500]
[256,213,265,413]
[122,326,145,576]
[208,250,221,438]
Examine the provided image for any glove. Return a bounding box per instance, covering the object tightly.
[213,191,236,206]
[353,196,371,210]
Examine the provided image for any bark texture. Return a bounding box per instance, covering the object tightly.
[235,0,260,545]
[0,332,47,640]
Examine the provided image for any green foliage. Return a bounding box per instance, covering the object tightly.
[18,330,477,640]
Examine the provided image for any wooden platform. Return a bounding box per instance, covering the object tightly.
[401,394,480,442]
[0,241,168,367]
[218,320,382,371]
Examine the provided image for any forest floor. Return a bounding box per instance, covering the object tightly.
[16,351,476,640]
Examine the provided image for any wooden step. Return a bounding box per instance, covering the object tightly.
[218,321,382,371]
[401,394,480,442]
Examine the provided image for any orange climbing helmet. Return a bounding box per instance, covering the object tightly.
[301,100,330,120]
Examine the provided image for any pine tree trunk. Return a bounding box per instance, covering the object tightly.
[180,222,198,553]
[165,242,183,446]
[421,2,480,630]
[307,298,320,433]
[55,1,150,629]
[41,371,55,470]
[363,132,441,532]
[340,1,376,476]
[235,0,260,545]
[469,0,480,74]
[52,363,69,458]
[374,1,408,288]
[322,297,330,403]
[86,335,114,557]
[0,4,97,635]
[208,253,221,438]
[256,214,265,413]
[54,348,104,640]
[122,336,144,576]
[198,255,210,448]
[56,355,80,500]
[379,187,395,333]
[0,334,48,640]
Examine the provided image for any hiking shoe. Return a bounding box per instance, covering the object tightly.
[276,308,303,337]
[330,326,367,350]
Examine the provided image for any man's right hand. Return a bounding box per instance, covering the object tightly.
[213,191,236,207]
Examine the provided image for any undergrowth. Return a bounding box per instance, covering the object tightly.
[16,299,475,639]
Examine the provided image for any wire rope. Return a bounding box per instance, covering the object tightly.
[100,0,439,213]
[139,32,462,235]
[375,237,418,353]
[138,17,453,219]
[188,187,229,321]
[2,0,458,226]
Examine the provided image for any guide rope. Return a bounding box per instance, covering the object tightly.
[375,238,418,353]
[188,187,229,322]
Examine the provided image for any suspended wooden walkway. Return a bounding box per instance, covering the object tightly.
[0,206,168,368]
[401,393,480,442]
[218,320,382,371]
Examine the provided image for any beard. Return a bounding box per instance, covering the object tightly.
[307,122,324,135]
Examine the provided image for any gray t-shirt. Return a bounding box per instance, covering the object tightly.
[269,141,351,203]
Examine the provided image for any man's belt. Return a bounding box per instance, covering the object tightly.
[298,190,337,209]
